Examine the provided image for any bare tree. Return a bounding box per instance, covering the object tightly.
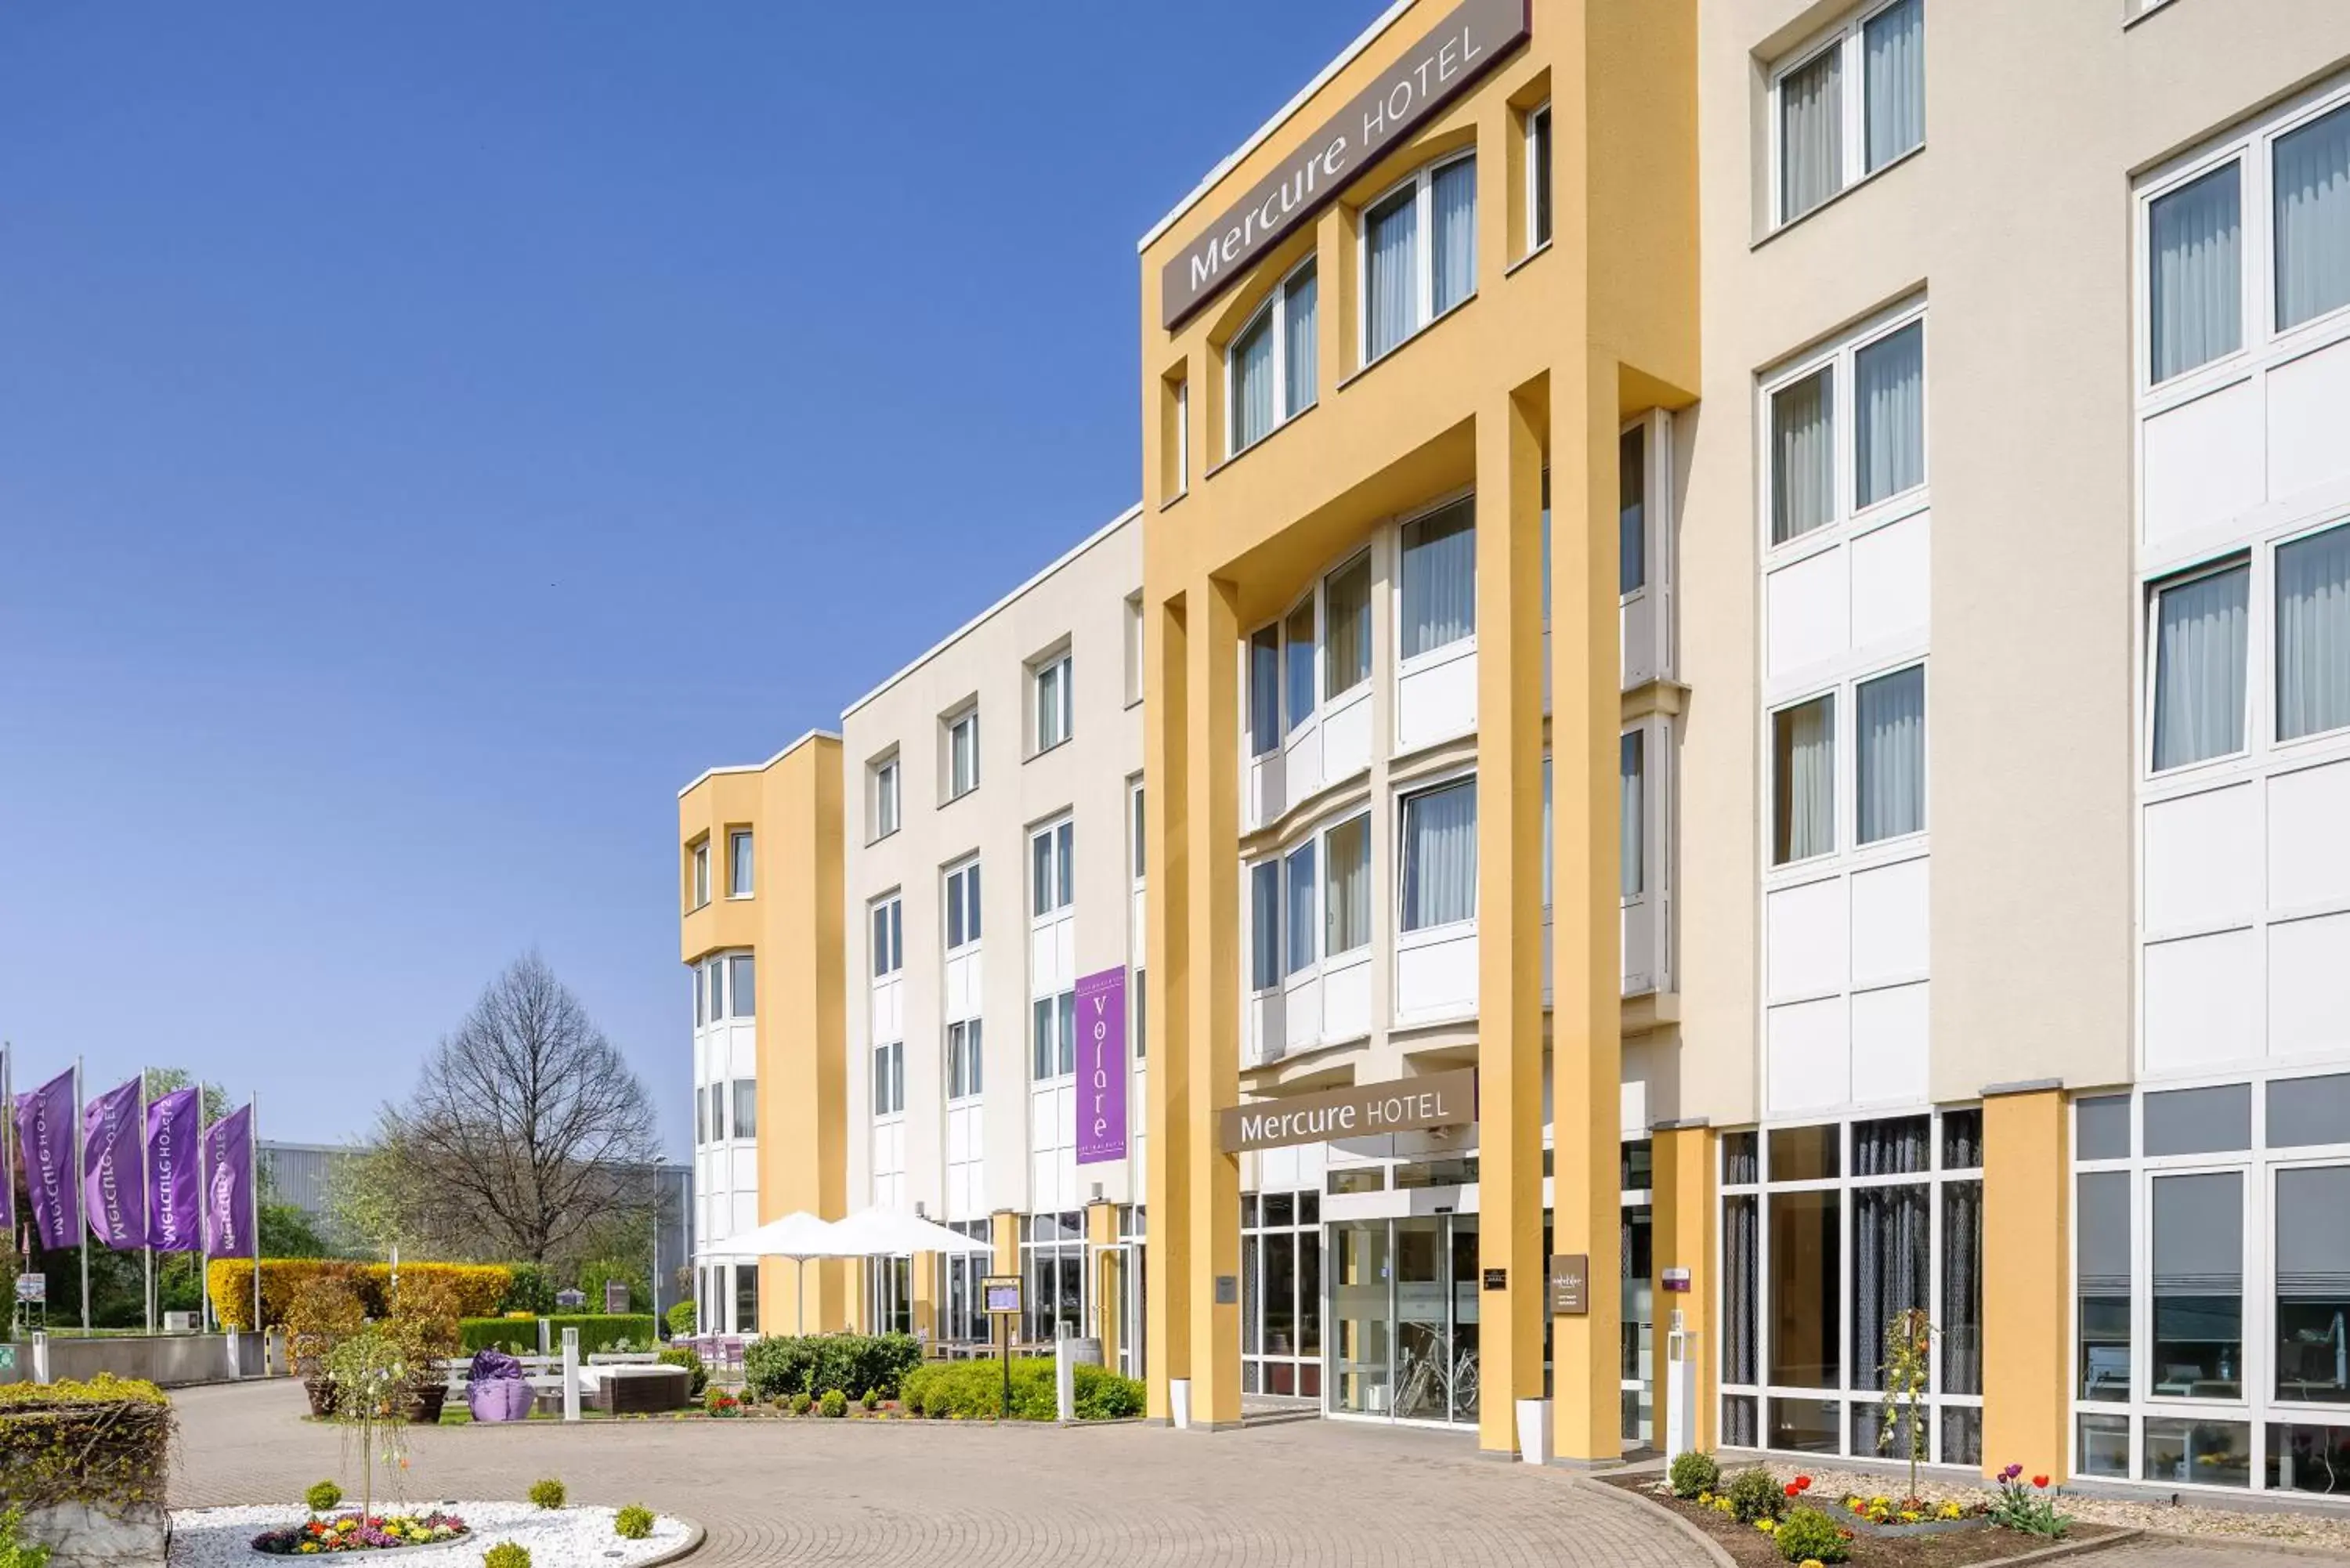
[373,954,657,1266]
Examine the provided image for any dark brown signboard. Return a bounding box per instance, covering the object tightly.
[1549,1255,1589,1315]
[1218,1068,1477,1154]
[1158,0,1531,330]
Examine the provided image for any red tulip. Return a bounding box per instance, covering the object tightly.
[2033,1476,2050,1490]
[1795,1476,1813,1491]
[1784,1483,1800,1497]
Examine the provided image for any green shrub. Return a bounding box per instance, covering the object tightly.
[497,1264,555,1317]
[895,1358,1144,1421]
[0,1504,53,1568]
[1726,1467,1785,1525]
[1668,1450,1721,1500]
[790,1392,813,1415]
[859,1387,880,1411]
[305,1479,344,1514]
[741,1333,922,1402]
[1773,1506,1850,1564]
[664,1300,696,1339]
[0,1377,175,1512]
[577,1259,650,1317]
[819,1389,848,1418]
[613,1505,655,1541]
[459,1315,654,1355]
[483,1545,531,1568]
[656,1346,707,1400]
[527,1477,566,1510]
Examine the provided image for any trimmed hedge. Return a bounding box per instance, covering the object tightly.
[0,1375,175,1510]
[899,1359,1144,1421]
[741,1333,920,1403]
[207,1259,512,1331]
[457,1314,654,1354]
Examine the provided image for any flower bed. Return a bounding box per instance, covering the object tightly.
[169,1502,691,1568]
[251,1510,468,1555]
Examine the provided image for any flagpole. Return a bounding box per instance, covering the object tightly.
[76,1057,89,1334]
[2,1042,13,1340]
[139,1071,154,1335]
[248,1093,261,1343]
[198,1083,212,1335]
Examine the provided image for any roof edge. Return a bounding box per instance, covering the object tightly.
[676,727,843,799]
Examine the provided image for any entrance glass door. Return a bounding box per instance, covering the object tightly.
[1394,1219,1448,1420]
[1332,1221,1390,1414]
[1327,1212,1480,1426]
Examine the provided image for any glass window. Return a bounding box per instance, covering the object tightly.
[1249,862,1281,992]
[1619,425,1646,595]
[2146,1418,2251,1488]
[1325,814,1372,956]
[1770,1124,1841,1182]
[728,829,754,895]
[1366,156,1474,363]
[948,1019,983,1100]
[2078,1412,2131,1478]
[1032,821,1073,916]
[1285,265,1319,421]
[1325,555,1372,698]
[1285,598,1316,731]
[874,758,901,839]
[694,1084,707,1145]
[1365,183,1419,363]
[1401,779,1477,931]
[1231,304,1276,454]
[949,709,979,798]
[2077,1171,2132,1400]
[945,860,981,950]
[2275,1165,2350,1404]
[2152,562,2249,771]
[1431,157,1476,314]
[2152,1171,2244,1400]
[1770,367,1834,544]
[691,840,710,906]
[872,1041,904,1116]
[2145,1083,2251,1155]
[1942,1179,1983,1395]
[1772,694,1836,863]
[708,1076,726,1140]
[2150,162,2243,382]
[1284,840,1317,977]
[1132,785,1145,880]
[1768,1190,1842,1386]
[1249,624,1282,755]
[1528,103,1553,251]
[1034,655,1072,751]
[1856,664,1925,844]
[2269,1422,2350,1495]
[727,954,755,1018]
[1028,991,1074,1078]
[1862,0,1923,173]
[734,1263,758,1335]
[732,1079,757,1139]
[2269,1073,2350,1147]
[693,962,708,1028]
[1779,47,1842,222]
[1620,732,1644,898]
[2077,1094,2132,1162]
[2274,103,2350,332]
[2277,523,2350,742]
[1400,500,1476,659]
[1854,320,1924,508]
[872,899,902,978]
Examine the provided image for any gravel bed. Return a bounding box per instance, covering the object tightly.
[1726,1461,2350,1552]
[168,1501,693,1568]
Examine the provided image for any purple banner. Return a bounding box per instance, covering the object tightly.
[201,1104,257,1259]
[14,1069,80,1251]
[1074,966,1129,1165]
[146,1087,202,1252]
[0,1050,13,1236]
[83,1078,147,1249]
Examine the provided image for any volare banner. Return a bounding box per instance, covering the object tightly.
[146,1087,202,1252]
[201,1104,257,1259]
[14,1068,80,1251]
[82,1078,147,1249]
[1073,966,1128,1165]
[0,1049,13,1236]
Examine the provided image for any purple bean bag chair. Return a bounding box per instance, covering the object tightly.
[465,1347,533,1422]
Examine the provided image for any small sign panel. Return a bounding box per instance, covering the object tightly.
[0,1345,14,1373]
[1662,1266,1692,1293]
[982,1274,1024,1315]
[1481,1267,1507,1292]
[1214,1274,1238,1306]
[14,1273,45,1303]
[1549,1255,1589,1316]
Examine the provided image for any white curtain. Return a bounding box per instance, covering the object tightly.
[2150,162,2242,381]
[1324,815,1371,956]
[1285,841,1317,975]
[1857,663,1925,844]
[1325,557,1372,695]
[1233,312,1275,452]
[1856,322,1924,507]
[2279,524,2350,741]
[1401,500,1476,658]
[1402,779,1477,930]
[1780,48,1842,220]
[1620,731,1645,898]
[2153,564,2248,771]
[2275,104,2350,332]
[1432,156,1477,314]
[1772,368,1835,544]
[1773,695,1835,864]
[1251,862,1282,991]
[1367,189,1419,360]
[1863,0,1924,173]
[1619,426,1647,594]
[1284,266,1318,418]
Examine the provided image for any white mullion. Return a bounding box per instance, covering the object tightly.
[1415,168,1435,334]
[1842,23,1866,193]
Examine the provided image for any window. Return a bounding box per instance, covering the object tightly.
[1772,695,1835,864]
[693,961,710,1028]
[872,757,900,840]
[945,859,982,951]
[872,896,904,978]
[1856,664,1925,844]
[728,829,754,896]
[1324,814,1371,956]
[706,956,725,1022]
[1242,1189,1324,1399]
[1620,732,1644,898]
[947,707,979,799]
[948,1019,984,1100]
[732,1078,757,1139]
[1362,153,1476,364]
[1125,594,1145,706]
[1773,0,1923,226]
[727,953,757,1018]
[2276,523,2350,742]
[1131,782,1146,881]
[1285,597,1318,728]
[1325,554,1372,698]
[1031,819,1073,916]
[1401,499,1476,660]
[1249,624,1281,756]
[1768,315,1924,547]
[1250,862,1281,992]
[2149,562,2249,771]
[1032,991,1075,1078]
[1401,778,1477,931]
[734,1263,758,1335]
[694,1085,707,1144]
[872,1041,904,1116]
[2275,104,2350,332]
[1284,839,1317,976]
[1033,653,1072,753]
[1527,102,1553,252]
[1174,378,1190,495]
[707,1080,726,1141]
[1620,427,1646,596]
[1133,970,1147,1060]
[2150,163,2243,383]
[689,839,710,908]
[1228,258,1318,455]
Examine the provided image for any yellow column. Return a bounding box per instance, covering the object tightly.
[1144,591,1191,1421]
[1086,1201,1119,1370]
[1476,385,1550,1457]
[910,1250,937,1346]
[991,1209,1020,1278]
[1183,573,1243,1430]
[1550,349,1624,1465]
[1983,1089,2070,1481]
[1651,1124,1716,1455]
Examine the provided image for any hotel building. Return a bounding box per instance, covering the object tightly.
[679,0,2350,1495]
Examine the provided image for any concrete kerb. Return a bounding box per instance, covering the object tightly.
[636,1518,707,1568]
[2124,1534,2350,1563]
[1574,1473,1736,1568]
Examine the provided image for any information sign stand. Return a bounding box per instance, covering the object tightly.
[982,1274,1023,1419]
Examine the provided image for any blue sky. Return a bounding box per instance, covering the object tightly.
[0,2,1372,1160]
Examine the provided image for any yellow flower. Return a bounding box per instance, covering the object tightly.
[1697,1492,1713,1505]
[1804,1560,1826,1568]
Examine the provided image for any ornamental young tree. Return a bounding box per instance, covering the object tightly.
[367,954,657,1266]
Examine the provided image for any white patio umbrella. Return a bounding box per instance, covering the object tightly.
[829,1205,996,1258]
[732,1210,860,1334]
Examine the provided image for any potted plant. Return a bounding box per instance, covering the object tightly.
[390,1275,462,1424]
[287,1276,367,1418]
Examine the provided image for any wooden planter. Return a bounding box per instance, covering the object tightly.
[405,1381,449,1425]
[303,1377,338,1418]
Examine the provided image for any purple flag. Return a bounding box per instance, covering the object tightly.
[14,1068,80,1250]
[0,1050,13,1236]
[82,1078,147,1249]
[201,1104,256,1259]
[146,1087,202,1252]
[1074,966,1129,1165]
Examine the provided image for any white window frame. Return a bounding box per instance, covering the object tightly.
[1763,657,1929,876]
[2142,555,2254,779]
[1130,779,1147,887]
[871,754,901,842]
[1225,254,1319,459]
[726,829,754,898]
[945,855,982,955]
[947,1017,983,1102]
[726,952,756,1020]
[1766,0,1925,231]
[1032,989,1076,1082]
[1757,299,1929,564]
[1032,650,1074,755]
[872,1039,905,1119]
[871,893,904,980]
[945,704,980,800]
[1356,149,1477,368]
[1524,99,1553,255]
[689,839,710,909]
[1395,767,1479,941]
[1174,378,1191,497]
[1031,816,1074,919]
[1619,409,1677,687]
[1323,548,1375,706]
[1395,489,1478,679]
[1124,594,1145,708]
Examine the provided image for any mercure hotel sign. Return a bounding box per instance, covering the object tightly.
[1159,0,1530,330]
[1219,1068,1477,1154]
